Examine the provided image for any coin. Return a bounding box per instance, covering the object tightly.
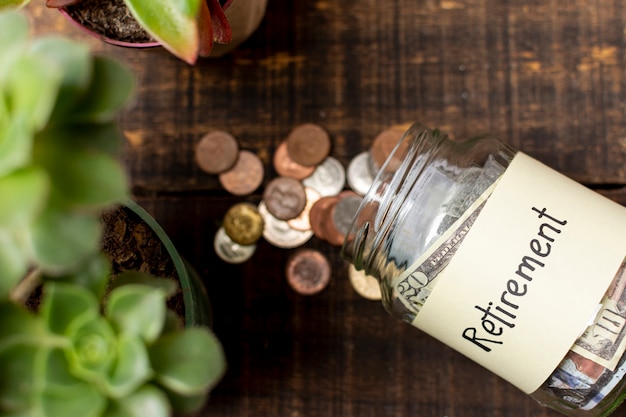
[262,176,307,220]
[309,195,339,242]
[219,150,264,196]
[258,201,313,248]
[370,127,406,171]
[346,151,375,196]
[332,192,362,237]
[222,202,265,245]
[287,187,321,231]
[273,140,315,180]
[286,123,332,166]
[285,248,331,295]
[214,226,256,264]
[348,264,382,300]
[195,130,239,174]
[302,156,346,197]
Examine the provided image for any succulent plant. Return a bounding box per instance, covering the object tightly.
[0,0,232,64]
[0,11,226,416]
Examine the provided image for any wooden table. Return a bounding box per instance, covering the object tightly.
[28,1,626,416]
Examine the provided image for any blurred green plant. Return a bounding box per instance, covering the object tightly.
[1,0,232,64]
[0,11,226,416]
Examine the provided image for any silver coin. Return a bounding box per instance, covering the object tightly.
[347,151,375,196]
[258,201,313,248]
[332,193,363,237]
[213,226,256,264]
[348,264,382,300]
[302,156,346,197]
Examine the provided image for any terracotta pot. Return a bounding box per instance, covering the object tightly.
[60,0,267,55]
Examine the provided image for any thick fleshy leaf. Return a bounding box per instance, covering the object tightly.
[68,56,136,123]
[6,53,62,131]
[34,131,128,208]
[125,0,201,64]
[68,317,117,381]
[103,336,152,398]
[40,348,107,417]
[0,166,49,228]
[0,302,43,351]
[0,114,33,177]
[107,284,167,343]
[52,252,111,300]
[206,0,231,44]
[165,389,207,414]
[104,385,170,417]
[196,0,213,57]
[0,232,27,297]
[0,0,31,10]
[149,328,226,396]
[30,208,101,271]
[0,11,29,57]
[28,37,92,122]
[40,283,99,335]
[0,344,38,414]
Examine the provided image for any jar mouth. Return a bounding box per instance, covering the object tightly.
[341,123,441,277]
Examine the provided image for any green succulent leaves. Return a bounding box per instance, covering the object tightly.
[0,11,135,294]
[125,0,202,64]
[0,276,226,417]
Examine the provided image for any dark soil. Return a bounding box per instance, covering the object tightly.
[65,0,155,44]
[101,205,186,323]
[63,0,230,44]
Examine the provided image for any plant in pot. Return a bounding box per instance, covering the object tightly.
[0,0,267,64]
[0,10,226,417]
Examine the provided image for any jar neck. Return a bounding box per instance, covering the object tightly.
[341,123,516,282]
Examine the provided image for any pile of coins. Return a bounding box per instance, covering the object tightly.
[196,123,409,299]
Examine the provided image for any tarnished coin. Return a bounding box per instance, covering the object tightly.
[273,140,315,180]
[348,264,382,300]
[285,248,331,295]
[214,226,256,264]
[262,176,307,220]
[219,150,264,196]
[287,187,321,231]
[347,151,375,196]
[286,123,332,166]
[308,195,339,242]
[302,156,346,197]
[258,201,313,248]
[222,202,264,245]
[370,127,406,171]
[195,130,239,174]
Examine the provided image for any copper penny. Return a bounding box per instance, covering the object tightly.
[262,176,307,220]
[309,195,339,241]
[322,191,359,246]
[195,130,239,174]
[219,150,264,196]
[285,248,331,295]
[273,140,315,180]
[287,187,321,231]
[370,127,407,171]
[222,202,265,245]
[286,123,332,167]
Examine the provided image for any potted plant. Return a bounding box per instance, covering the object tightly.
[0,0,267,64]
[0,10,226,416]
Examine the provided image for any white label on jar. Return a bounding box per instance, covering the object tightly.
[408,152,626,394]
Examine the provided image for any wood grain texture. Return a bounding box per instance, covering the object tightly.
[25,0,626,416]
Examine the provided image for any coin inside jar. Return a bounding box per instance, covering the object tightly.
[370,127,408,172]
[286,123,332,167]
[285,248,331,295]
[195,130,239,174]
[219,150,264,196]
[222,202,265,245]
[262,176,307,220]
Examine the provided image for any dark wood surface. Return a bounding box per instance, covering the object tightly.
[28,1,626,416]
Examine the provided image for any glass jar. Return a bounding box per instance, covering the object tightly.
[342,123,626,417]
